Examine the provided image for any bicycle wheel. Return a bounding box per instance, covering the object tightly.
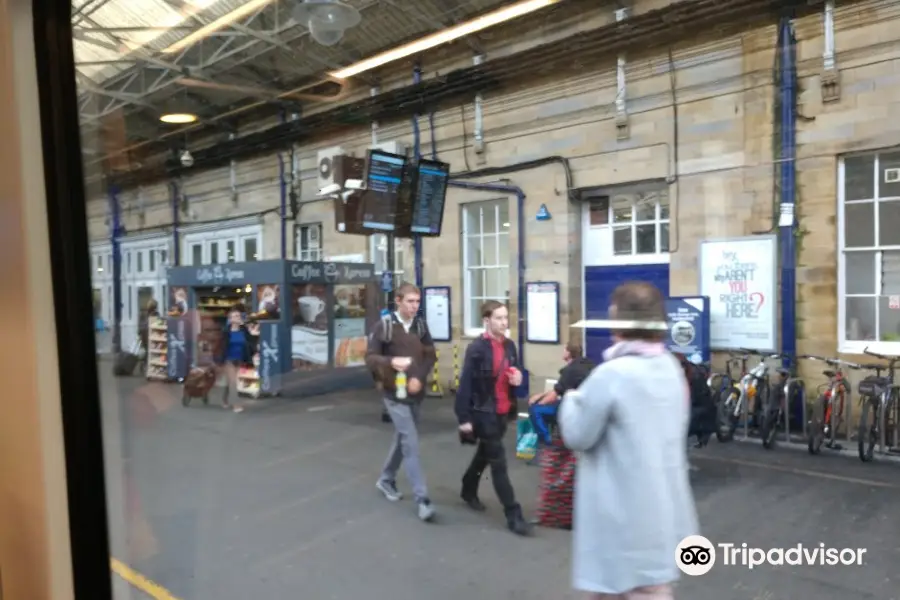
[807,394,827,454]
[760,383,782,449]
[716,388,741,442]
[857,398,878,462]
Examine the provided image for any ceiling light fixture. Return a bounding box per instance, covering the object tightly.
[161,0,276,54]
[293,0,361,47]
[329,0,562,79]
[160,113,199,124]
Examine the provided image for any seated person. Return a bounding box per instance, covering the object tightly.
[528,343,596,445]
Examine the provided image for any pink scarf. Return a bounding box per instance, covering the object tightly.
[602,340,666,362]
[602,341,690,406]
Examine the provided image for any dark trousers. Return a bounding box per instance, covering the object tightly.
[461,413,519,514]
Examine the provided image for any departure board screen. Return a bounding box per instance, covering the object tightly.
[409,159,450,236]
[362,150,407,231]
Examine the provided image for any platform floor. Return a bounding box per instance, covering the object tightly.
[99,369,900,600]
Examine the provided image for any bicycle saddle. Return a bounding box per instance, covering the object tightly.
[822,369,836,379]
[776,367,791,376]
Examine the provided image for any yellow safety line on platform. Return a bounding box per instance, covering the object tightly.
[110,557,182,600]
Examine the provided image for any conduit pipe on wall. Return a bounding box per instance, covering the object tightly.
[169,179,181,265]
[449,179,528,391]
[278,111,288,258]
[473,54,485,154]
[108,186,123,352]
[412,65,424,297]
[778,16,798,368]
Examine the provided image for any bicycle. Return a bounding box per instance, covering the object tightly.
[856,348,900,462]
[759,355,804,449]
[711,351,752,442]
[717,349,786,442]
[804,355,861,454]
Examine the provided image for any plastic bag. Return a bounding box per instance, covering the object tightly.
[516,416,538,460]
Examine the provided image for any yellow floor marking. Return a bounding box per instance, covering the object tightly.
[693,454,900,489]
[110,557,182,600]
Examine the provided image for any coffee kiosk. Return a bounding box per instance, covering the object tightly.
[165,260,382,397]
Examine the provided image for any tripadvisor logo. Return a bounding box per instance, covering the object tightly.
[676,535,866,575]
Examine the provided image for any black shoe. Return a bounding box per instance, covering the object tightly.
[505,507,533,537]
[461,494,486,512]
[381,410,391,423]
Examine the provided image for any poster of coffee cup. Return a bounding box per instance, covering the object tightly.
[290,283,328,331]
[169,286,188,316]
[334,284,368,367]
[255,284,281,320]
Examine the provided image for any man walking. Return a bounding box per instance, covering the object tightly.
[366,283,437,521]
[455,300,532,536]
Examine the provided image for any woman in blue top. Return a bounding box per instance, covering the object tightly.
[219,306,259,413]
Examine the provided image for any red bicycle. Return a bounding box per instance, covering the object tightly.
[805,355,861,453]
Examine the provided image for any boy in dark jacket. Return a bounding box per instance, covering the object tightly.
[366,283,437,522]
[527,342,595,445]
[455,300,531,536]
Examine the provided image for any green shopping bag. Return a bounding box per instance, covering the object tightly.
[516,416,538,460]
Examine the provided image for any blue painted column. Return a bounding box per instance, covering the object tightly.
[108,186,124,352]
[778,16,797,366]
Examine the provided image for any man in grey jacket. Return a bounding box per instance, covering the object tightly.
[365,283,437,522]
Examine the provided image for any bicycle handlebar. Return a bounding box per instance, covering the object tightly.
[863,347,900,366]
[800,355,862,369]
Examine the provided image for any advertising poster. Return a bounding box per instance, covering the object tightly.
[257,321,282,394]
[423,287,451,342]
[665,297,710,365]
[290,283,328,370]
[255,284,281,320]
[166,316,191,380]
[699,236,777,351]
[333,284,368,368]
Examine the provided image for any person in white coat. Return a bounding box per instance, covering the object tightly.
[558,281,699,600]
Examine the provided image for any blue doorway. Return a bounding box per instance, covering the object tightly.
[583,264,670,363]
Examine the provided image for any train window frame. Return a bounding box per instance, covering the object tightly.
[32,0,115,596]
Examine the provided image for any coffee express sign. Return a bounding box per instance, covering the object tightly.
[290,262,374,282]
[196,265,246,284]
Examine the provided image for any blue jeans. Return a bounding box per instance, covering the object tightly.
[529,402,559,445]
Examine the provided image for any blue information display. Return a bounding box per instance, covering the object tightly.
[409,159,449,236]
[665,296,711,365]
[363,150,406,232]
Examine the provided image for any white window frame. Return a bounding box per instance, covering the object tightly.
[90,242,112,282]
[296,222,324,261]
[582,186,671,267]
[119,236,170,282]
[462,199,511,337]
[837,152,900,355]
[369,233,407,278]
[181,222,263,266]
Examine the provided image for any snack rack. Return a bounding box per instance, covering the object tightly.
[237,354,261,398]
[146,316,169,380]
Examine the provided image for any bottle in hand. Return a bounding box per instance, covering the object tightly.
[395,370,408,400]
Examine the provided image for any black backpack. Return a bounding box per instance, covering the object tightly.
[377,313,427,344]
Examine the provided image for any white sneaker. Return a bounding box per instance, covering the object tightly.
[417,500,436,522]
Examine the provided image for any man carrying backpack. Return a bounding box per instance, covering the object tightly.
[366,283,438,522]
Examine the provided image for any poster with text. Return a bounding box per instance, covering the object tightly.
[699,236,777,351]
[665,297,710,365]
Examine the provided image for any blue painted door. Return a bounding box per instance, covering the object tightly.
[584,264,670,363]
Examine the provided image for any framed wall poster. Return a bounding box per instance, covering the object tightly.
[698,235,778,352]
[526,281,561,344]
[423,286,451,342]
